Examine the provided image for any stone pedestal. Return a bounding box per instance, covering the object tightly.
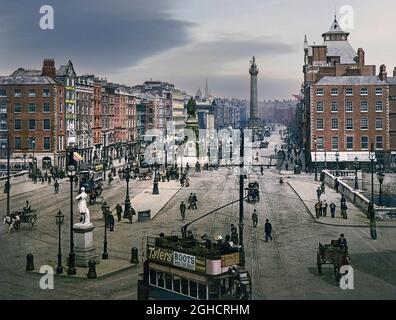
[73,223,99,267]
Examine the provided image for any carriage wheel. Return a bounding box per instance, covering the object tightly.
[317,253,322,275]
[28,215,37,230]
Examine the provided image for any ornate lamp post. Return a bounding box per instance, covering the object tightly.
[369,143,377,240]
[66,159,77,275]
[376,163,385,206]
[153,161,159,195]
[123,166,132,220]
[354,156,359,189]
[335,150,340,177]
[56,210,64,274]
[313,136,317,181]
[101,201,109,260]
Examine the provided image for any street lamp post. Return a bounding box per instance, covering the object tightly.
[153,161,159,195]
[376,163,385,206]
[354,156,359,190]
[335,150,340,177]
[66,157,77,275]
[3,133,11,216]
[369,143,377,240]
[313,137,317,181]
[56,210,65,274]
[123,166,132,220]
[101,201,109,259]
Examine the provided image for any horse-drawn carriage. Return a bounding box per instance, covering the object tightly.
[89,183,103,205]
[3,209,37,233]
[246,181,260,202]
[317,240,350,282]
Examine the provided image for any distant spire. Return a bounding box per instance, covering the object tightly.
[304,34,308,50]
[204,79,208,98]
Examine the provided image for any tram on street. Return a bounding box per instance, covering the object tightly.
[138,234,252,300]
[79,162,103,193]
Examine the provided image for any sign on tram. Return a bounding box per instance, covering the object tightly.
[221,252,240,267]
[173,251,196,271]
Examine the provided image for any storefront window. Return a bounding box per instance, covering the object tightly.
[181,278,189,295]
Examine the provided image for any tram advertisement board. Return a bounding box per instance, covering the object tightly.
[173,251,196,271]
[221,252,240,267]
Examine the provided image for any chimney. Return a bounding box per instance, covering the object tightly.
[357,48,365,67]
[42,59,56,79]
[393,67,396,77]
[379,64,387,81]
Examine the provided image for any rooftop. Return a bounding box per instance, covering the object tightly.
[316,76,387,85]
[0,75,57,85]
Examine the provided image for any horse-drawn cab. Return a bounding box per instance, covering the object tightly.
[245,181,260,202]
[317,240,350,282]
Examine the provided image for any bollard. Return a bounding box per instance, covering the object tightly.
[87,260,97,279]
[26,253,35,271]
[130,247,139,264]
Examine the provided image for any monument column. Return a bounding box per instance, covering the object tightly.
[249,56,259,127]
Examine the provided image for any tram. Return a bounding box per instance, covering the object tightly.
[138,234,252,300]
[79,162,103,193]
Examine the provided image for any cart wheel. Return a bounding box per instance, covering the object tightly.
[29,215,37,230]
[317,253,322,275]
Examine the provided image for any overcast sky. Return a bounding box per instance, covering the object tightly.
[1,0,396,99]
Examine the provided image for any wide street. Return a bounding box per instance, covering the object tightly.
[1,129,396,299]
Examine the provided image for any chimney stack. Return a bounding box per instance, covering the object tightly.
[379,64,387,81]
[357,48,365,67]
[42,59,56,79]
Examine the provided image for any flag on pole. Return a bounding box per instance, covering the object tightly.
[73,152,83,162]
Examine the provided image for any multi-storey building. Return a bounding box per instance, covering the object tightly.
[0,60,66,170]
[93,81,102,147]
[76,75,94,162]
[171,89,186,132]
[301,16,393,168]
[387,69,396,170]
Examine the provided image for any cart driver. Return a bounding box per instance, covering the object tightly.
[337,233,348,249]
[23,201,31,214]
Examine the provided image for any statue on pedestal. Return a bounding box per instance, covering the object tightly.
[76,187,91,225]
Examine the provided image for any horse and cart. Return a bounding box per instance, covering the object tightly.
[3,209,37,233]
[317,240,351,282]
[246,181,260,202]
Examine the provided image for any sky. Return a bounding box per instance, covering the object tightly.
[1,0,396,100]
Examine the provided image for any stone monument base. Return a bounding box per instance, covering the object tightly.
[73,223,99,267]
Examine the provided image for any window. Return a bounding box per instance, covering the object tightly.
[316,102,324,112]
[375,117,383,129]
[189,281,198,298]
[43,137,50,151]
[14,119,21,130]
[157,272,164,288]
[331,137,339,150]
[0,89,6,96]
[28,103,36,113]
[43,89,50,97]
[361,136,369,149]
[345,101,353,112]
[346,136,353,150]
[173,276,181,293]
[14,89,21,97]
[43,119,50,130]
[361,117,368,130]
[59,102,62,113]
[316,118,324,130]
[198,283,207,300]
[14,137,21,150]
[346,118,353,129]
[165,274,172,290]
[331,118,338,129]
[317,137,324,150]
[43,103,50,113]
[59,118,62,130]
[346,88,353,96]
[361,88,368,96]
[28,119,36,130]
[375,101,383,112]
[376,136,383,149]
[0,102,6,113]
[331,101,338,112]
[331,88,338,96]
[375,88,383,96]
[360,101,368,112]
[149,270,156,285]
[14,103,22,113]
[0,119,7,131]
[181,278,189,295]
[316,88,323,96]
[28,137,36,150]
[28,89,35,97]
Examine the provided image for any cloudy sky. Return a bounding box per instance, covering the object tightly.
[1,0,396,99]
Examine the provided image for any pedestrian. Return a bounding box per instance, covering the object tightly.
[187,193,193,209]
[260,166,264,175]
[316,187,322,201]
[74,175,79,188]
[192,193,198,210]
[116,203,123,222]
[252,209,258,228]
[315,201,321,219]
[54,180,59,194]
[264,219,273,242]
[323,200,328,217]
[341,202,348,219]
[231,230,239,245]
[321,182,325,194]
[285,163,289,171]
[330,202,336,218]
[231,224,237,235]
[166,170,170,182]
[44,172,48,182]
[319,201,323,216]
[335,178,339,193]
[180,201,186,220]
[48,174,52,185]
[107,212,115,231]
[41,175,45,184]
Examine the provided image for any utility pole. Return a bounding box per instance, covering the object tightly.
[6,132,10,216]
[239,127,245,266]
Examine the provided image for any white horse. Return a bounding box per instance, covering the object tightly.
[2,215,20,233]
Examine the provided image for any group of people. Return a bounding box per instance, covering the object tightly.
[252,209,273,242]
[179,193,198,220]
[315,181,348,219]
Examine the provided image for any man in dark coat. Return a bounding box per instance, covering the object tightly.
[116,203,123,222]
[264,219,273,242]
[107,212,115,231]
[54,180,59,194]
[180,201,186,220]
[187,193,193,209]
[335,178,340,193]
[192,193,198,210]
